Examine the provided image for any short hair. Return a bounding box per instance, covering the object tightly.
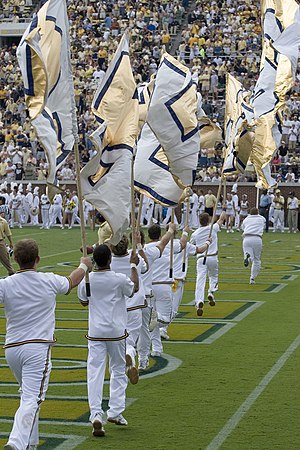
[250,207,258,215]
[148,224,161,240]
[14,239,39,268]
[93,244,111,267]
[199,212,210,226]
[110,235,128,256]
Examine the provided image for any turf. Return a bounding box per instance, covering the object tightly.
[0,227,300,449]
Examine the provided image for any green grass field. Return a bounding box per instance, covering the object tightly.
[0,227,300,449]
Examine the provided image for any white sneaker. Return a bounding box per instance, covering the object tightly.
[160,329,170,340]
[151,351,161,357]
[40,226,44,229]
[226,229,230,233]
[250,278,255,285]
[196,301,204,316]
[272,229,276,232]
[207,292,215,306]
[107,414,128,426]
[148,309,158,332]
[244,253,250,267]
[230,229,234,233]
[4,444,18,450]
[125,354,139,385]
[92,416,105,437]
[281,230,284,233]
[294,231,297,233]
[138,359,149,370]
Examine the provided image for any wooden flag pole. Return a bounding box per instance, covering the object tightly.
[169,208,175,278]
[182,197,190,272]
[203,176,224,265]
[136,193,144,231]
[131,151,137,253]
[74,140,91,296]
[256,186,260,209]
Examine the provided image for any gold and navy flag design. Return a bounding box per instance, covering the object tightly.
[250,0,300,188]
[17,0,76,198]
[80,32,139,245]
[146,53,199,187]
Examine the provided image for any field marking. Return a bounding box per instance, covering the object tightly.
[0,432,86,449]
[265,283,287,293]
[205,333,300,450]
[40,249,79,260]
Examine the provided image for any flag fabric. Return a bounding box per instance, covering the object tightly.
[223,74,254,176]
[16,0,76,198]
[134,123,189,207]
[146,53,199,187]
[80,32,139,245]
[250,0,300,188]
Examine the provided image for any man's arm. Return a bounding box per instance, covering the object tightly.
[195,237,212,253]
[216,211,226,227]
[179,225,190,250]
[156,223,176,255]
[69,257,93,289]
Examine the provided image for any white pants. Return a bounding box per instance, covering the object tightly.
[191,209,199,229]
[145,202,154,227]
[195,256,218,305]
[151,284,173,353]
[49,205,62,226]
[162,208,178,225]
[71,208,81,226]
[87,339,127,422]
[273,209,284,231]
[126,309,142,366]
[41,209,50,228]
[5,343,52,450]
[243,236,262,280]
[137,305,151,364]
[24,205,31,224]
[11,209,22,228]
[30,213,39,225]
[172,280,184,316]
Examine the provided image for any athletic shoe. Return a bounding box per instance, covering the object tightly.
[230,229,234,233]
[272,229,276,232]
[196,301,204,316]
[148,309,158,332]
[40,226,44,229]
[151,351,161,357]
[207,292,215,306]
[250,278,255,285]
[294,231,297,233]
[92,417,105,437]
[126,354,139,385]
[107,414,128,426]
[4,444,18,450]
[160,329,170,340]
[138,360,149,370]
[244,253,250,267]
[281,230,284,233]
[226,229,230,233]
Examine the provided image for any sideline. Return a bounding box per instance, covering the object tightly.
[205,333,300,450]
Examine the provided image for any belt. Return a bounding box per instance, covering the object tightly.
[274,208,283,210]
[243,234,262,238]
[152,281,173,285]
[197,252,218,259]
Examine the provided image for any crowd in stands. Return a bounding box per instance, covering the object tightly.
[0,0,299,184]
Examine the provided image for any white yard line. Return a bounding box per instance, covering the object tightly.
[205,333,300,450]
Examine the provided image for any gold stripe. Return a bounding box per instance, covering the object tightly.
[16,269,36,273]
[65,276,72,295]
[127,300,148,311]
[38,345,51,401]
[3,338,56,349]
[86,332,128,342]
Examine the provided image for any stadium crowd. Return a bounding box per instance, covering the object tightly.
[0,0,299,184]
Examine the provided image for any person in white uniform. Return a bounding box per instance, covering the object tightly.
[24,183,33,224]
[1,239,92,450]
[10,186,23,229]
[242,207,266,284]
[137,223,176,370]
[150,224,189,356]
[40,193,51,229]
[273,189,285,232]
[49,193,63,227]
[110,233,147,384]
[78,245,139,436]
[190,189,199,229]
[190,211,226,316]
[30,187,40,225]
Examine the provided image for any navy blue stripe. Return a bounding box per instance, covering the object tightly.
[25,44,34,96]
[160,57,186,78]
[46,16,62,35]
[134,181,177,206]
[105,144,133,153]
[165,80,199,142]
[93,50,129,111]
[241,102,253,113]
[29,15,38,32]
[149,144,169,171]
[265,57,277,71]
[42,109,56,131]
[48,70,61,97]
[139,90,146,105]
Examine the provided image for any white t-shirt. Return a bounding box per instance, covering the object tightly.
[0,270,70,347]
[242,214,266,237]
[152,240,182,283]
[78,270,134,340]
[174,241,196,280]
[111,252,147,309]
[190,223,220,256]
[142,242,161,295]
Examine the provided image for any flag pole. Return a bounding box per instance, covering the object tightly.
[136,193,144,231]
[74,139,91,296]
[203,176,224,265]
[131,149,137,253]
[169,208,175,278]
[256,186,260,209]
[182,197,190,272]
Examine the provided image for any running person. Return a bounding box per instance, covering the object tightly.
[242,207,266,284]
